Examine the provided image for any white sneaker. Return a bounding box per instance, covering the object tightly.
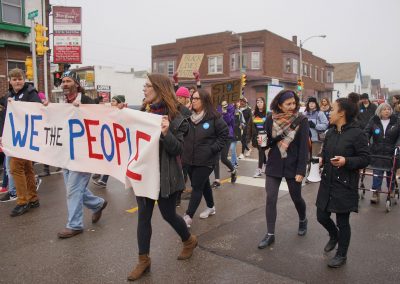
[238,154,245,159]
[253,168,262,178]
[245,149,252,157]
[199,207,216,219]
[183,214,193,228]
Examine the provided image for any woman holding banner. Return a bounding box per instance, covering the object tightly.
[127,74,196,281]
[258,90,309,249]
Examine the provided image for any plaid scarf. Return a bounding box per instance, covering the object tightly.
[272,112,300,158]
[149,101,167,116]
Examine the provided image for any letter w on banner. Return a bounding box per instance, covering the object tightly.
[1,101,162,200]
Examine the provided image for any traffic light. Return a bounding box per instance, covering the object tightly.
[53,71,63,87]
[241,73,247,87]
[35,24,49,56]
[25,56,33,81]
[297,79,303,91]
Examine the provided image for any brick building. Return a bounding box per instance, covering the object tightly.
[0,0,50,97]
[152,30,334,106]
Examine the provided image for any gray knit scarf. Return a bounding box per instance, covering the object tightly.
[190,110,205,125]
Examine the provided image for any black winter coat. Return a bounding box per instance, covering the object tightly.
[358,102,377,129]
[264,114,310,178]
[0,83,41,136]
[182,114,228,167]
[364,115,400,169]
[159,115,188,198]
[316,123,370,213]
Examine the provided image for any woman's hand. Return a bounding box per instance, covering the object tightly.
[330,156,346,167]
[42,100,49,106]
[161,115,170,136]
[295,175,304,183]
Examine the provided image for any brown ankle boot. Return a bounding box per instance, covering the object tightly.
[177,234,198,260]
[127,254,151,281]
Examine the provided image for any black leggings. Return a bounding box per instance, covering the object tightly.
[317,207,351,256]
[265,176,306,234]
[136,192,190,255]
[241,127,250,154]
[257,146,267,169]
[186,166,214,218]
[214,139,234,179]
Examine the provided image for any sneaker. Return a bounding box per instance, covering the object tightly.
[231,169,237,183]
[92,174,101,181]
[93,180,107,187]
[245,149,252,157]
[36,178,42,191]
[370,191,379,204]
[0,187,8,194]
[211,181,221,189]
[234,163,239,169]
[38,171,50,177]
[183,214,193,228]
[199,206,216,219]
[10,203,30,217]
[253,168,262,178]
[0,192,17,202]
[238,154,245,159]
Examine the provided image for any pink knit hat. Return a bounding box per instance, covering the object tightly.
[176,87,190,98]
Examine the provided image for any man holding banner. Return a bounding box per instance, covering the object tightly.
[56,71,107,239]
[0,69,42,217]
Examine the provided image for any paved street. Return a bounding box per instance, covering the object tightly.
[1,158,400,284]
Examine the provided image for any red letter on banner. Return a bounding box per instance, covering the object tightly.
[84,119,103,160]
[113,123,127,165]
[126,131,151,181]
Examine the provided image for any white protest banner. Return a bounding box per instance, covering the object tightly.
[176,54,204,78]
[2,101,162,200]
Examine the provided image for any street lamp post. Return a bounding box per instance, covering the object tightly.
[231,31,243,73]
[299,34,326,101]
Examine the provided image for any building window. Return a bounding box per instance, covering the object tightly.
[7,60,25,74]
[285,58,291,73]
[309,64,312,78]
[167,60,174,76]
[292,59,298,75]
[2,0,23,25]
[158,62,165,74]
[251,52,260,70]
[241,53,248,70]
[152,62,157,73]
[230,53,238,71]
[208,55,223,74]
[320,69,324,83]
[314,67,318,82]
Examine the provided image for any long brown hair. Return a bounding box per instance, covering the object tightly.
[148,73,179,120]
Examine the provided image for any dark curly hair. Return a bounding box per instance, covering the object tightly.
[269,90,300,113]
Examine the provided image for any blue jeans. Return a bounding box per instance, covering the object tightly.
[230,141,238,166]
[63,169,105,230]
[5,156,17,196]
[372,170,394,191]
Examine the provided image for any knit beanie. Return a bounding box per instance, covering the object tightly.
[112,95,126,103]
[360,93,369,99]
[61,71,80,85]
[307,97,317,104]
[176,87,190,98]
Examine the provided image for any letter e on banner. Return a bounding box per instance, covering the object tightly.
[126,131,151,181]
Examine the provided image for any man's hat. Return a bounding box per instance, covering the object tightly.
[61,70,80,85]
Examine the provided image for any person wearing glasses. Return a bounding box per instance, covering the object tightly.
[182,90,229,228]
[128,74,197,281]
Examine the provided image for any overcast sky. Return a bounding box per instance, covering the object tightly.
[50,0,400,90]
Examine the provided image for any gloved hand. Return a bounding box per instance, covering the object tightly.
[172,72,179,84]
[193,70,200,81]
[309,120,316,128]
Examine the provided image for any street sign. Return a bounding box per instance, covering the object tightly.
[28,10,39,20]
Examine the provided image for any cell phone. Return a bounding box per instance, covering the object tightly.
[330,157,339,161]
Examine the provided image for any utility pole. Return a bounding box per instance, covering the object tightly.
[42,0,48,100]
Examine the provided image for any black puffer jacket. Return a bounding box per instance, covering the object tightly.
[316,123,370,213]
[358,102,377,129]
[364,115,400,169]
[182,114,228,167]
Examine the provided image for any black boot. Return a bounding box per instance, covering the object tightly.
[324,236,338,252]
[328,252,347,268]
[298,218,308,236]
[258,234,275,249]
